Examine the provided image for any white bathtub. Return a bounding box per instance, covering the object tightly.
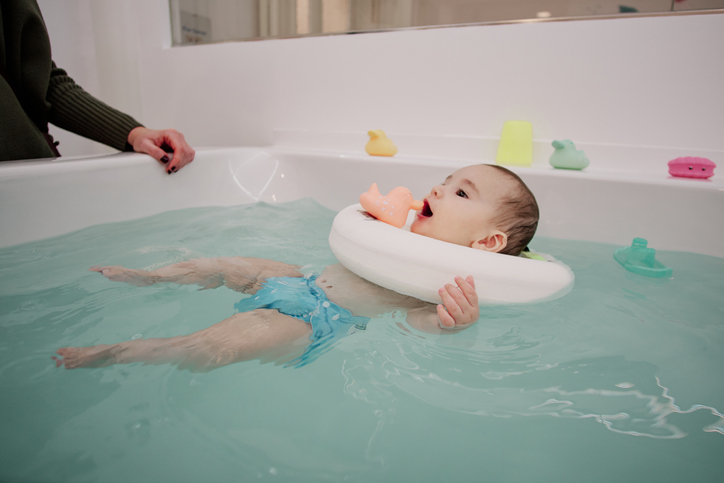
[2,146,723,482]
[1,146,722,258]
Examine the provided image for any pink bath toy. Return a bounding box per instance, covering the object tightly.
[359,183,424,228]
[668,157,716,179]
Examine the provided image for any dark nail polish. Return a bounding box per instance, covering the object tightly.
[161,156,170,164]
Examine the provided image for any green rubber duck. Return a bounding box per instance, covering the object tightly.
[549,140,589,170]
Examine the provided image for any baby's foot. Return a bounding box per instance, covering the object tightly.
[54,345,116,369]
[89,266,154,286]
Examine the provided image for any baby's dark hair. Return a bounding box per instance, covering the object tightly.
[485,165,539,256]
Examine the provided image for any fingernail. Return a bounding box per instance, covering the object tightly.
[161,155,170,164]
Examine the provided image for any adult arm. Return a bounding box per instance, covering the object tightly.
[46,64,141,152]
[46,64,194,172]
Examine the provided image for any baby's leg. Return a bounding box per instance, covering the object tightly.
[55,309,312,371]
[91,257,303,293]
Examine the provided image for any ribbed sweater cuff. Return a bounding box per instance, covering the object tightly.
[47,72,143,152]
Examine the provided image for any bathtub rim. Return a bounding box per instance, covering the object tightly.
[1,146,722,259]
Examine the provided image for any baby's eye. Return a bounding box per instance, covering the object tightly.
[456,189,468,198]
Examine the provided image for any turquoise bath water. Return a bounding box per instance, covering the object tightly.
[0,200,722,482]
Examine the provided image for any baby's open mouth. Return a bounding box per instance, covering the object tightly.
[420,200,433,217]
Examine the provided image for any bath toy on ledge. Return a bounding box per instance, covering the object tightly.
[614,238,672,278]
[359,183,423,228]
[496,121,533,167]
[667,157,716,179]
[549,140,589,170]
[365,130,398,157]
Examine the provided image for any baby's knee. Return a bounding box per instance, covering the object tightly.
[213,348,240,366]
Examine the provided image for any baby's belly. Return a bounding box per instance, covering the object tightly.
[317,264,428,317]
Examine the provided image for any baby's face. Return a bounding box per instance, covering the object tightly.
[410,165,512,249]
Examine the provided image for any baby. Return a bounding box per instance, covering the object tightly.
[54,164,539,371]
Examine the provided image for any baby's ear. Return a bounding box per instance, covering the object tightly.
[472,231,507,253]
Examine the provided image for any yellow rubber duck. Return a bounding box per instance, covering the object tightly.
[365,130,398,157]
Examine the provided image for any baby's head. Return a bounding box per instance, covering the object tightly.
[410,164,539,256]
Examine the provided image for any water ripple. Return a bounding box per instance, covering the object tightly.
[340,320,723,440]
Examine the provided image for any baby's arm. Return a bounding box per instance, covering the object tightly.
[90,257,302,293]
[406,276,479,333]
[318,265,479,332]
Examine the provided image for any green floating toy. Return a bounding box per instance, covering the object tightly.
[550,140,589,170]
[614,238,673,278]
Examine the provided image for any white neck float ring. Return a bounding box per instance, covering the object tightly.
[329,185,574,306]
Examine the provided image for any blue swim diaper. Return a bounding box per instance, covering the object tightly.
[234,275,369,367]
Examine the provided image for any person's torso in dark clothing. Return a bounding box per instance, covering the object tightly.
[0,0,58,160]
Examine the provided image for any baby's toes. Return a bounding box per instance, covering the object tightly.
[55,347,79,368]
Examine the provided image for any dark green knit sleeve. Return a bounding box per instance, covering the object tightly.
[46,64,143,152]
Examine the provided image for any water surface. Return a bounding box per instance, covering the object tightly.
[1,200,722,482]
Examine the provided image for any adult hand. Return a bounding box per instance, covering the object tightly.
[127,127,195,174]
[437,276,479,329]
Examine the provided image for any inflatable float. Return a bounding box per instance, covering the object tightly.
[329,184,574,306]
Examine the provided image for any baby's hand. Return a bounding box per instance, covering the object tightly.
[89,265,155,286]
[437,276,479,330]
